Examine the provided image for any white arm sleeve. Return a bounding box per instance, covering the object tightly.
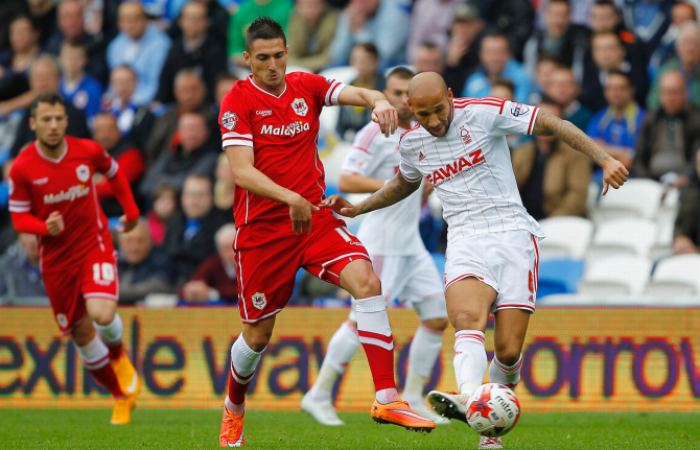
[340,124,384,177]
[398,138,422,183]
[487,100,540,136]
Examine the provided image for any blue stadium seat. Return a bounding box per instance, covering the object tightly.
[537,259,585,298]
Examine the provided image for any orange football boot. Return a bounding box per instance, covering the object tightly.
[110,395,136,425]
[371,399,436,433]
[111,353,141,397]
[219,407,245,447]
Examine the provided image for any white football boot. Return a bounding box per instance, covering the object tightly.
[403,396,451,425]
[478,436,504,449]
[427,390,469,424]
[301,391,345,426]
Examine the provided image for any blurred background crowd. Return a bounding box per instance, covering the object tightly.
[0,0,699,308]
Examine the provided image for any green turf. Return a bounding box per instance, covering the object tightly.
[0,410,698,449]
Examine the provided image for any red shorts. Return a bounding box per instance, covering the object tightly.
[235,212,370,323]
[42,246,119,335]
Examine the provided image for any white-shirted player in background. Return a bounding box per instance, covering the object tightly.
[323,72,628,449]
[302,68,450,426]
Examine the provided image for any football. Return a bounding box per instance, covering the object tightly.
[466,383,521,437]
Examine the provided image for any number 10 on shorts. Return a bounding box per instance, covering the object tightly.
[93,263,115,282]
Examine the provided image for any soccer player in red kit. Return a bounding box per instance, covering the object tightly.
[218,17,436,447]
[8,92,141,424]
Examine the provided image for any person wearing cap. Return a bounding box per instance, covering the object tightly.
[407,0,465,64]
[443,3,484,93]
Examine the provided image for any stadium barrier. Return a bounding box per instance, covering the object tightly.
[1,307,699,411]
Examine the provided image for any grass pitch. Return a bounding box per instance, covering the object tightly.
[0,410,698,449]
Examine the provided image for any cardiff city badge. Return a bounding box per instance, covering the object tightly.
[76,164,90,182]
[252,292,267,309]
[222,111,238,130]
[291,98,308,117]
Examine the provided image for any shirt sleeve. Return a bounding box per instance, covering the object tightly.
[398,136,423,183]
[7,164,32,214]
[487,100,540,137]
[219,88,254,149]
[340,124,384,177]
[91,141,119,178]
[304,73,347,108]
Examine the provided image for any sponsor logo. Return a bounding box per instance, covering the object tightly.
[255,110,273,117]
[222,111,238,130]
[32,177,48,185]
[324,77,333,84]
[510,102,530,117]
[56,313,67,328]
[528,270,534,294]
[8,178,14,195]
[261,121,310,137]
[460,126,472,144]
[291,98,308,117]
[348,156,364,168]
[44,185,90,204]
[252,292,267,310]
[76,164,90,182]
[425,150,486,186]
[419,151,426,162]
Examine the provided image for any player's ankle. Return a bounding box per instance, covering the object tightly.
[375,387,399,405]
[459,382,479,397]
[225,396,245,415]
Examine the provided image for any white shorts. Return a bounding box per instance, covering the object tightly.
[349,251,447,322]
[444,230,540,314]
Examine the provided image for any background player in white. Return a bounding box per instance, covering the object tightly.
[322,72,629,449]
[302,68,450,425]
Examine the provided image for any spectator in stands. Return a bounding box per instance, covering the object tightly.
[212,73,238,115]
[141,112,218,196]
[490,78,527,148]
[148,185,179,247]
[179,223,238,305]
[635,70,700,183]
[45,0,108,86]
[228,0,293,66]
[92,113,146,217]
[648,22,700,110]
[0,233,48,302]
[287,0,339,72]
[442,3,483,94]
[168,0,230,46]
[117,220,174,305]
[621,0,674,54]
[329,0,411,68]
[0,3,26,52]
[24,0,58,47]
[673,147,700,255]
[586,71,644,171]
[407,0,463,63]
[581,31,648,113]
[481,0,535,62]
[530,55,559,104]
[523,0,588,80]
[155,2,227,106]
[547,66,593,131]
[0,17,40,109]
[414,43,446,75]
[163,174,228,286]
[336,43,384,140]
[145,69,214,163]
[214,153,235,216]
[103,65,155,150]
[463,30,533,104]
[9,57,90,160]
[649,2,697,77]
[107,1,171,105]
[511,96,591,220]
[59,42,103,123]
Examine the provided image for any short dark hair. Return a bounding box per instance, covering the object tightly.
[11,15,37,30]
[60,40,87,54]
[537,54,561,66]
[386,67,415,83]
[245,16,286,52]
[30,91,66,118]
[607,69,632,86]
[490,77,515,94]
[593,0,617,10]
[592,30,621,45]
[548,0,570,6]
[539,94,562,111]
[481,29,510,51]
[353,42,379,59]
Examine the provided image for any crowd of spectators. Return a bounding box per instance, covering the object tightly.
[1,0,700,307]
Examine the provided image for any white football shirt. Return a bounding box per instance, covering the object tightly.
[399,97,545,243]
[341,121,425,255]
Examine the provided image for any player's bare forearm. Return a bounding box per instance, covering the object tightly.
[323,173,420,218]
[337,85,387,109]
[225,146,298,205]
[338,173,386,194]
[532,111,609,165]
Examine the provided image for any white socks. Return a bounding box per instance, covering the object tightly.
[94,313,123,346]
[75,335,110,370]
[489,354,523,389]
[375,387,399,404]
[453,330,487,397]
[403,324,444,400]
[228,333,264,415]
[309,321,359,402]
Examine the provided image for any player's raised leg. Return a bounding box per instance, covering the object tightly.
[339,260,436,432]
[428,277,495,424]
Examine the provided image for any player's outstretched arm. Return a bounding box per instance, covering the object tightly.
[321,172,421,218]
[226,145,319,235]
[338,86,398,137]
[532,111,629,195]
[338,173,386,194]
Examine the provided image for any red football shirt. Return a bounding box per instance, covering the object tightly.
[8,137,118,269]
[219,72,347,248]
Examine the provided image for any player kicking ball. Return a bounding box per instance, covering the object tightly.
[302,67,450,426]
[8,92,141,424]
[322,72,629,449]
[218,18,435,448]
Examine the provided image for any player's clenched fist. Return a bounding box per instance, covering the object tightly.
[321,195,358,218]
[371,99,399,137]
[45,211,64,236]
[601,157,629,195]
[288,194,320,235]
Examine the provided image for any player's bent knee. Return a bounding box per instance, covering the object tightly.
[71,320,96,346]
[422,317,449,331]
[494,346,522,366]
[340,260,382,299]
[450,310,487,332]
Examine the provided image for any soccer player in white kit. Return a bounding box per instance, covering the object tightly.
[302,68,450,426]
[322,72,629,449]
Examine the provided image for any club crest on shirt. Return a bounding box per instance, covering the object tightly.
[222,111,238,130]
[251,292,267,309]
[510,102,530,117]
[459,126,472,144]
[76,164,90,182]
[56,313,67,328]
[291,98,308,117]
